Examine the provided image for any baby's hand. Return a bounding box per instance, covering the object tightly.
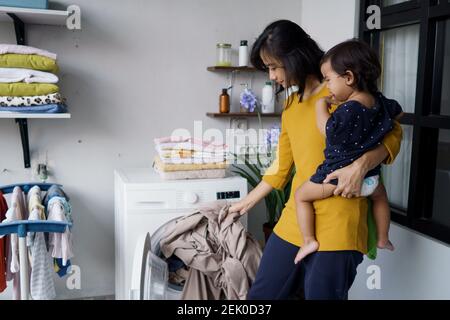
[316,96,339,108]
[325,95,341,105]
[316,96,334,110]
[317,96,331,106]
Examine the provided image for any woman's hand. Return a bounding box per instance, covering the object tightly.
[229,180,273,215]
[229,199,255,216]
[323,160,367,198]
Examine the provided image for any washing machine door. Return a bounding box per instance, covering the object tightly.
[130,232,169,300]
[131,217,184,300]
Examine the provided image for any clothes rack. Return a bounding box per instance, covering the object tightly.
[0,183,72,300]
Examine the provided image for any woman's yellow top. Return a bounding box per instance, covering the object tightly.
[262,85,402,253]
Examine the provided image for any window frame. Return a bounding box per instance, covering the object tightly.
[360,0,450,244]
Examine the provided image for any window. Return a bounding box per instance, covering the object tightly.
[440,20,450,116]
[360,0,450,244]
[382,125,413,211]
[432,130,450,227]
[379,24,420,113]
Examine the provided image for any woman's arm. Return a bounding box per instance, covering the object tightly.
[230,111,294,215]
[315,97,332,136]
[229,180,273,215]
[323,120,403,198]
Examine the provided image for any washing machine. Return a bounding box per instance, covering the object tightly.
[114,168,248,300]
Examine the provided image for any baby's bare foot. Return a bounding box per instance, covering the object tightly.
[377,239,395,251]
[294,240,319,264]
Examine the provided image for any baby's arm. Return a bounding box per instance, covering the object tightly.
[315,97,332,136]
[296,180,337,202]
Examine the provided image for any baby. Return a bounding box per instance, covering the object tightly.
[294,39,403,264]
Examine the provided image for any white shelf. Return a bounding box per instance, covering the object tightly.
[0,6,69,26]
[0,112,71,119]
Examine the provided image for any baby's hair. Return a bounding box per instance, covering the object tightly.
[320,39,381,94]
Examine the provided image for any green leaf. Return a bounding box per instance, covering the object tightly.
[237,154,263,181]
[231,166,258,185]
[256,151,263,169]
[231,169,258,188]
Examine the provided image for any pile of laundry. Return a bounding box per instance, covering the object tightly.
[159,201,262,300]
[0,185,73,300]
[153,136,230,180]
[0,44,67,114]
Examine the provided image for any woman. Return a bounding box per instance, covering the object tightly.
[229,20,402,300]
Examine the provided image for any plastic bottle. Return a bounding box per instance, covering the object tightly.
[261,81,275,113]
[239,40,248,67]
[219,88,230,113]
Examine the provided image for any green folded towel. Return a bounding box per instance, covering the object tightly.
[0,53,59,74]
[0,83,59,96]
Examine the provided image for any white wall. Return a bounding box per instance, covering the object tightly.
[0,0,301,299]
[349,223,450,299]
[299,0,359,50]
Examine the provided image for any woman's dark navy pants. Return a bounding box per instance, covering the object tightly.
[247,233,364,300]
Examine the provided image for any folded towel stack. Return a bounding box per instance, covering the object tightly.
[0,44,67,114]
[153,136,230,180]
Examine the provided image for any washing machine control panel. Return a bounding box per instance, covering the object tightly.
[216,191,241,200]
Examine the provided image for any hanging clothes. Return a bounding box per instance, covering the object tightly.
[43,185,72,223]
[47,196,74,267]
[3,186,28,300]
[0,191,8,293]
[26,186,46,246]
[0,183,73,300]
[43,185,73,274]
[26,186,56,300]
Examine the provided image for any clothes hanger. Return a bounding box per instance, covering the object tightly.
[0,183,62,195]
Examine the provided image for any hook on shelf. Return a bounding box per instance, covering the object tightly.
[7,13,25,45]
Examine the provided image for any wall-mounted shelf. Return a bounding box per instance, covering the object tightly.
[0,6,69,25]
[206,112,281,118]
[207,66,259,72]
[0,6,73,168]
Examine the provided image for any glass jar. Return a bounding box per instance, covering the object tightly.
[216,43,232,67]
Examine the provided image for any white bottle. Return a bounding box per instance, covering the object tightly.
[261,81,275,113]
[239,40,248,67]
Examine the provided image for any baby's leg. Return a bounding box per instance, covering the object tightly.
[370,184,395,251]
[293,181,335,264]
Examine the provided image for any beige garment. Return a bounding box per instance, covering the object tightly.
[154,156,229,172]
[159,201,262,300]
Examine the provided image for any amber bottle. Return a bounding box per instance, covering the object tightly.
[219,88,230,113]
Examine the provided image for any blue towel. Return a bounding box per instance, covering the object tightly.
[0,103,68,114]
[43,185,70,206]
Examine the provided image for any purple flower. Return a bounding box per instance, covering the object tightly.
[265,126,281,148]
[240,88,257,112]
